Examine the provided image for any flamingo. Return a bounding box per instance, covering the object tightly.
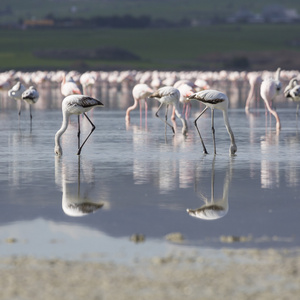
[284,78,300,115]
[21,86,39,120]
[260,68,282,130]
[188,89,237,156]
[125,83,153,123]
[245,72,262,112]
[8,81,27,116]
[61,74,81,97]
[54,94,104,156]
[171,83,195,120]
[149,86,188,135]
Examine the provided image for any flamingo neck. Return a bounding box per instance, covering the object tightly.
[125,98,138,119]
[55,112,70,155]
[262,98,281,130]
[173,103,188,135]
[222,110,236,147]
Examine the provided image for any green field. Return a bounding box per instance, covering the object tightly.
[1,23,300,71]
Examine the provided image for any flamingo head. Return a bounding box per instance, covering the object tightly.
[229,143,237,156]
[55,145,63,156]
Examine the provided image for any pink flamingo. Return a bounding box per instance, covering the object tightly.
[245,72,262,112]
[260,68,281,130]
[61,74,81,97]
[125,83,153,124]
[284,77,300,115]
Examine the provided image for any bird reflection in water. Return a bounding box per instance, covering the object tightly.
[55,156,104,217]
[187,157,233,220]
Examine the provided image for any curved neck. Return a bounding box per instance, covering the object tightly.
[222,110,236,146]
[55,112,70,148]
[126,98,138,118]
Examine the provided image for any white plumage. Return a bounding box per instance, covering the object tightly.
[55,94,104,156]
[189,89,237,156]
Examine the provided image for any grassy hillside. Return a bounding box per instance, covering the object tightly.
[0,24,300,71]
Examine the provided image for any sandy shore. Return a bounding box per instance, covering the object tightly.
[0,247,299,300]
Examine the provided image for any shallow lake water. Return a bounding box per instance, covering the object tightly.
[1,82,300,263]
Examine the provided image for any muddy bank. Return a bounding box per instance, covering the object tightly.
[0,247,299,300]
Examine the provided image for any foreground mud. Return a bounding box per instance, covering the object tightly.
[0,247,299,300]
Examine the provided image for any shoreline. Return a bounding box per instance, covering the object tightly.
[0,247,299,299]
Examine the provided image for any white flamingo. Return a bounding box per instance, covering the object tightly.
[284,77,300,115]
[260,68,281,130]
[54,94,104,156]
[189,89,237,156]
[61,74,81,97]
[8,81,27,116]
[21,86,39,120]
[125,83,153,122]
[245,72,262,112]
[149,86,188,135]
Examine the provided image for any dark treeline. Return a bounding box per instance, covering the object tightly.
[25,13,194,29]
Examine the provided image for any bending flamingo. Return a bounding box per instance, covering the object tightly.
[188,89,237,156]
[55,95,104,156]
[22,86,39,120]
[260,68,281,130]
[8,81,27,116]
[284,77,300,115]
[149,86,188,135]
[125,83,153,123]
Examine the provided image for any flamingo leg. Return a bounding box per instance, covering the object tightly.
[77,113,96,155]
[77,115,81,150]
[211,109,216,155]
[155,102,175,134]
[144,100,148,128]
[194,106,209,154]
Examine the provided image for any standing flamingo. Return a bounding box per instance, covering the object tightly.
[55,95,104,156]
[188,89,237,155]
[284,77,300,115]
[21,86,39,120]
[125,83,153,123]
[61,74,81,97]
[149,86,188,135]
[8,81,27,116]
[260,68,281,130]
[245,72,262,112]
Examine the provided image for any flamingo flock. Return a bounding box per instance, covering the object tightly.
[2,68,300,156]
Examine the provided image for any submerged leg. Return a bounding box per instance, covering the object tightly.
[211,109,216,155]
[155,102,175,134]
[77,113,96,155]
[77,115,81,150]
[194,106,209,154]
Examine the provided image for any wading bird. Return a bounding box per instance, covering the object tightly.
[21,86,39,120]
[8,81,27,116]
[260,68,282,130]
[61,74,81,97]
[125,83,153,123]
[188,89,237,156]
[284,77,300,115]
[54,94,104,156]
[149,86,188,135]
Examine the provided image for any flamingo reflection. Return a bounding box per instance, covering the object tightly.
[55,156,104,217]
[187,158,233,220]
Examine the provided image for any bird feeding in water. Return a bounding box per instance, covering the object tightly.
[125,83,153,123]
[188,89,237,156]
[8,81,27,116]
[284,77,300,115]
[54,94,104,156]
[149,86,188,135]
[21,86,39,120]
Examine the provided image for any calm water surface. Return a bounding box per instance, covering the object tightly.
[1,83,300,262]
